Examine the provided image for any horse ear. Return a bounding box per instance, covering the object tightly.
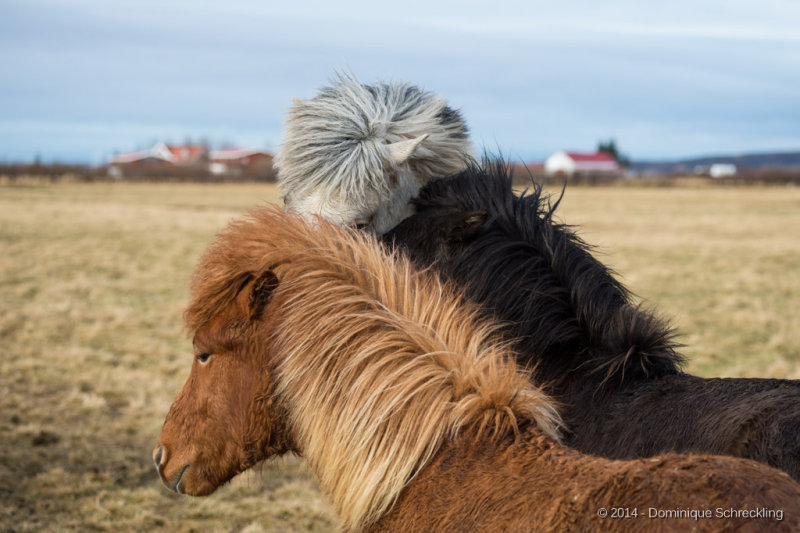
[248,269,279,321]
[447,211,488,242]
[387,134,429,165]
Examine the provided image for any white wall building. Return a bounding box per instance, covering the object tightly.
[709,163,737,178]
[544,151,620,176]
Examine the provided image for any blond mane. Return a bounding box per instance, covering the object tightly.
[186,206,561,531]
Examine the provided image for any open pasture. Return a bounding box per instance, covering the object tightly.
[1,181,798,532]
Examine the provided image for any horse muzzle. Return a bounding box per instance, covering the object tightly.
[153,444,192,495]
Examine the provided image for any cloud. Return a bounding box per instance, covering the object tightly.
[1,0,799,161]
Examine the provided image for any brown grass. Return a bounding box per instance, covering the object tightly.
[1,181,798,531]
[549,185,800,378]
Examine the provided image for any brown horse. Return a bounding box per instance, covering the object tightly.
[155,207,800,532]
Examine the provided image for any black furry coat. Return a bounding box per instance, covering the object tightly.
[385,161,800,479]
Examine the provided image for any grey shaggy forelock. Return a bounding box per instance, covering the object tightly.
[275,72,474,234]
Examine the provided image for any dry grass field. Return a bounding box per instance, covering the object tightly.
[1,180,798,532]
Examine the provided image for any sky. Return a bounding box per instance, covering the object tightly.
[1,0,799,164]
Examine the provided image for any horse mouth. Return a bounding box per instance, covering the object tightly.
[173,464,191,494]
[159,463,191,494]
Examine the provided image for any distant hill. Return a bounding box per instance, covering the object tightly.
[632,151,800,175]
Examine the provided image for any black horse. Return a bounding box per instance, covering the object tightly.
[385,160,800,479]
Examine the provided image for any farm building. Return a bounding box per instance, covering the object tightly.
[544,151,620,177]
[108,142,210,178]
[109,142,175,177]
[710,163,737,178]
[108,143,273,180]
[209,148,273,178]
[692,163,738,178]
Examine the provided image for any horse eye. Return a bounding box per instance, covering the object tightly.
[353,215,374,231]
[196,352,212,364]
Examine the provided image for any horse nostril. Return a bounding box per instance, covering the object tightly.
[153,446,164,468]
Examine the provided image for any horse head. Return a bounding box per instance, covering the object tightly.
[275,72,473,234]
[154,269,292,496]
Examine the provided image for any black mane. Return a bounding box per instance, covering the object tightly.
[380,159,800,476]
[385,160,684,391]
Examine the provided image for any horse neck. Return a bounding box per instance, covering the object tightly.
[409,173,683,387]
[269,268,560,531]
[367,425,570,532]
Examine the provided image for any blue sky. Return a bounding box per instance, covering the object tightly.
[1,0,799,163]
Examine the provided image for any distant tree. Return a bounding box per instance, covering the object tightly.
[597,138,631,168]
[597,139,618,159]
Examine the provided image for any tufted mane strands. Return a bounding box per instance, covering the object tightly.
[389,159,685,389]
[185,206,561,531]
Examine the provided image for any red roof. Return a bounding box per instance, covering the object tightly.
[165,144,208,163]
[565,152,616,163]
[211,148,272,161]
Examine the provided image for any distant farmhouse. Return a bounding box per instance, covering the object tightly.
[109,142,273,180]
[544,151,621,177]
[208,148,274,177]
[108,142,208,173]
[693,163,738,178]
